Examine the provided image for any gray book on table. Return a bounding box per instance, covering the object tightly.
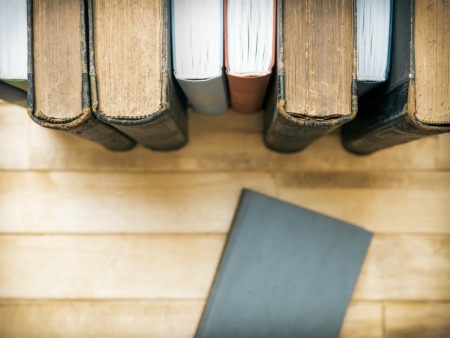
[195,190,372,338]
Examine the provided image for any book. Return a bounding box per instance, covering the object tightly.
[357,0,393,97]
[264,0,357,153]
[0,0,28,92]
[225,0,276,114]
[172,0,228,115]
[342,0,450,154]
[27,0,135,151]
[195,190,372,338]
[88,0,188,151]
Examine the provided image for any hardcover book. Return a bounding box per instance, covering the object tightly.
[196,190,372,338]
[172,0,228,115]
[264,0,357,153]
[27,0,135,151]
[89,0,188,151]
[342,0,450,154]
[225,0,276,114]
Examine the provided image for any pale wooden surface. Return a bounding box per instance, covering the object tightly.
[0,101,449,337]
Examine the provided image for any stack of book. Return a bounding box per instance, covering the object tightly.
[1,0,448,153]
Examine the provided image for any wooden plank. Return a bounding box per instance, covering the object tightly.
[354,236,450,301]
[19,106,439,172]
[0,103,30,169]
[385,302,450,337]
[276,172,450,234]
[0,171,276,233]
[0,300,381,338]
[436,133,450,170]
[0,235,448,300]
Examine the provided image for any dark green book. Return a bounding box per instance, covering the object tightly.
[196,190,372,338]
[342,0,450,154]
[27,0,135,151]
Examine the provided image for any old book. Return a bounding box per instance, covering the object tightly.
[225,0,276,113]
[172,0,228,115]
[0,81,27,107]
[195,190,372,338]
[27,0,135,151]
[357,0,393,97]
[89,0,188,151]
[0,0,27,92]
[264,0,356,153]
[342,0,450,154]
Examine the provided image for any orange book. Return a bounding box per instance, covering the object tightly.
[224,0,276,113]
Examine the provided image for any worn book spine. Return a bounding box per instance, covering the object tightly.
[264,0,357,153]
[27,0,135,151]
[89,0,188,151]
[342,0,450,155]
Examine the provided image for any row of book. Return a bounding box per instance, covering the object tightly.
[0,0,449,154]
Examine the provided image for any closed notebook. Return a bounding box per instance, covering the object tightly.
[342,0,450,154]
[27,0,135,151]
[89,0,188,151]
[172,0,228,115]
[264,0,356,153]
[195,190,372,338]
[225,0,276,114]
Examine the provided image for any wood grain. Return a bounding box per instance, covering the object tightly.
[0,235,448,301]
[0,300,381,338]
[385,302,450,337]
[276,172,450,233]
[0,171,276,233]
[23,109,440,171]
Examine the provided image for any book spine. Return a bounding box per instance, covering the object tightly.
[342,80,450,154]
[27,0,135,151]
[264,0,357,153]
[89,0,188,151]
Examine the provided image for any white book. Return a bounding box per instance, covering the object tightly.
[357,0,393,83]
[0,0,27,84]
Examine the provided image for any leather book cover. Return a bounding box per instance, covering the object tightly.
[264,0,357,153]
[224,0,276,114]
[342,0,450,155]
[27,0,135,151]
[195,190,372,338]
[89,0,188,151]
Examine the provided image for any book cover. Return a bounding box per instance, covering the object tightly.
[224,0,276,114]
[342,0,450,155]
[89,0,188,151]
[0,81,27,107]
[264,0,357,153]
[196,189,372,338]
[27,0,135,151]
[171,0,228,115]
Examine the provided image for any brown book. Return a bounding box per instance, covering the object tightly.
[88,0,188,151]
[27,0,135,151]
[224,0,276,114]
[264,0,357,153]
[342,0,450,154]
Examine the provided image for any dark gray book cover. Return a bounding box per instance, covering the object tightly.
[195,190,372,338]
[27,0,135,152]
[342,0,450,155]
[0,81,27,107]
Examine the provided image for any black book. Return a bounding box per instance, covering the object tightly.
[342,0,450,154]
[195,190,372,338]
